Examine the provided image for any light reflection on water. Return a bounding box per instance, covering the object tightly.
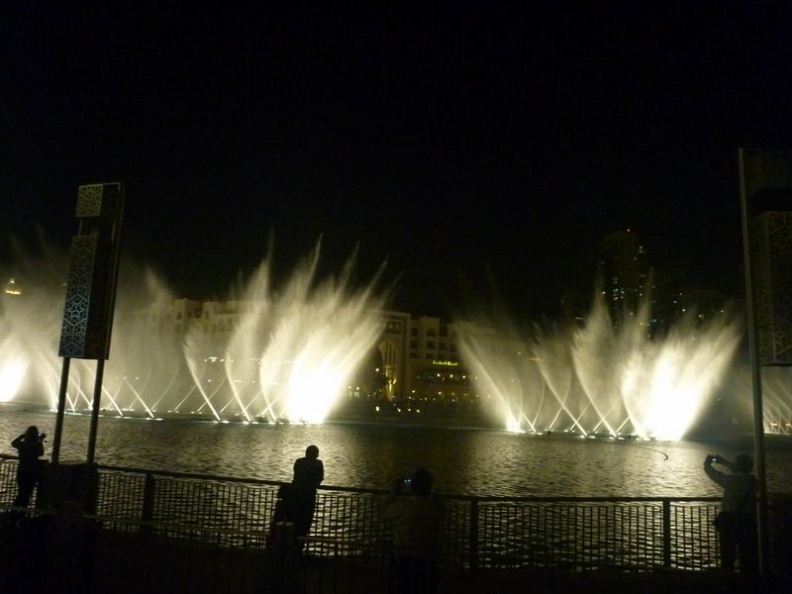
[2,411,791,497]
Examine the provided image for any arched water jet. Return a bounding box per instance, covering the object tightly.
[1,237,389,424]
[457,296,744,440]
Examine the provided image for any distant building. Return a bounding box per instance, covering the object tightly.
[560,289,590,327]
[590,230,731,334]
[649,266,686,335]
[125,300,486,403]
[3,278,22,297]
[681,288,730,324]
[403,316,478,405]
[1,278,22,316]
[596,229,649,327]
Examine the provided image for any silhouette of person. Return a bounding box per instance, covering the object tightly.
[290,444,324,549]
[382,467,445,594]
[11,426,46,508]
[704,453,758,573]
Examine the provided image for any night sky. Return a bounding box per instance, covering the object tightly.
[2,3,790,321]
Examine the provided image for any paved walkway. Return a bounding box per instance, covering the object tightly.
[450,567,782,594]
[1,512,787,593]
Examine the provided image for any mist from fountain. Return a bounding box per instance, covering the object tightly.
[0,240,388,424]
[3,236,792,437]
[457,295,752,440]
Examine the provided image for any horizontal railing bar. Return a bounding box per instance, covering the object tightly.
[0,454,760,503]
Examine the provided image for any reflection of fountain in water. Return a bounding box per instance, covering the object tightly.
[457,296,761,440]
[0,241,387,424]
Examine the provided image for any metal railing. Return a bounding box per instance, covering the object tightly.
[84,463,724,570]
[1,456,787,593]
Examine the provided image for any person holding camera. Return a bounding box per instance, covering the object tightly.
[704,453,758,573]
[382,467,445,594]
[10,425,46,508]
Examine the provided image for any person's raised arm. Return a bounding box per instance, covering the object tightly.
[704,454,727,486]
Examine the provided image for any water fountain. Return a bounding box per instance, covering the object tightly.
[3,238,791,438]
[1,241,388,424]
[455,295,792,440]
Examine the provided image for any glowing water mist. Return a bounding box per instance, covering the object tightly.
[457,296,745,440]
[181,246,388,423]
[1,241,388,424]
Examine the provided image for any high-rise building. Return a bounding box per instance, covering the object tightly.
[649,266,686,335]
[596,229,649,326]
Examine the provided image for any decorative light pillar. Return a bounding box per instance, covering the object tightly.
[51,182,125,471]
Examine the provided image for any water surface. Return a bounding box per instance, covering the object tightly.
[2,411,790,497]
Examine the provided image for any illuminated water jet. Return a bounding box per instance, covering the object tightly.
[0,241,387,424]
[3,238,792,438]
[457,296,749,440]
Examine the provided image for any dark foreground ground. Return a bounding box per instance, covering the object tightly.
[1,512,788,594]
[1,561,784,594]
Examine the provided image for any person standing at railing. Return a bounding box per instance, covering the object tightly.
[704,453,758,573]
[290,444,324,550]
[10,425,46,508]
[382,467,445,594]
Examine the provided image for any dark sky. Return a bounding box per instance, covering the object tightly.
[2,3,790,320]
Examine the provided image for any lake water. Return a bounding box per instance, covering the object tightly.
[2,410,791,498]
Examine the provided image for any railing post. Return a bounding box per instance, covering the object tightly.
[140,472,155,540]
[662,499,671,567]
[268,521,296,591]
[469,499,479,571]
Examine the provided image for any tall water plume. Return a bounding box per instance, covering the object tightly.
[1,239,388,424]
[457,295,746,440]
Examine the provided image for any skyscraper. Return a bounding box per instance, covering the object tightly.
[596,229,649,327]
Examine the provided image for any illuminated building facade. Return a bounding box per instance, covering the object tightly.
[403,316,477,406]
[126,299,483,403]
